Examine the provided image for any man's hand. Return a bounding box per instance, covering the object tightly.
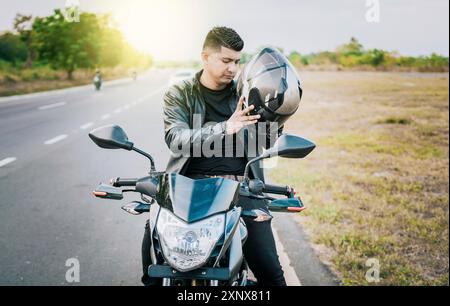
[225,96,260,135]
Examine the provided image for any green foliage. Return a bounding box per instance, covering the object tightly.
[13,14,36,67]
[361,49,385,66]
[7,9,154,79]
[288,51,300,66]
[286,37,448,72]
[0,32,27,63]
[0,8,154,95]
[303,51,338,66]
[336,37,364,57]
[396,53,449,71]
[32,10,106,78]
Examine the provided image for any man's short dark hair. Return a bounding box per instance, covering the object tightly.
[202,26,244,52]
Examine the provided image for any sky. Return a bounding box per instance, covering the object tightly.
[0,0,448,61]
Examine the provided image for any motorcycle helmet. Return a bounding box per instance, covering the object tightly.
[236,47,302,127]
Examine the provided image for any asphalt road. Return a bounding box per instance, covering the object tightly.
[0,69,337,286]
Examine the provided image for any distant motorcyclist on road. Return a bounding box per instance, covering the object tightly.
[93,69,102,91]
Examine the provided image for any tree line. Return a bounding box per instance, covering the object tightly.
[240,38,448,72]
[0,9,152,79]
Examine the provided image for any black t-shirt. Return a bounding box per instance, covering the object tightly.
[186,80,247,176]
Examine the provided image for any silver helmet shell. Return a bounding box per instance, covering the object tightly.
[237,47,302,127]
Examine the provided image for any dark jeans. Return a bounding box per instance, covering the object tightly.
[141,196,286,286]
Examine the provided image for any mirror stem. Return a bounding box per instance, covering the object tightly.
[132,147,156,172]
[243,156,264,181]
[243,149,276,181]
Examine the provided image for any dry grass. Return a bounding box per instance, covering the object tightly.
[268,71,449,285]
[0,66,141,97]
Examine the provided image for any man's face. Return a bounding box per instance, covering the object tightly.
[202,46,241,86]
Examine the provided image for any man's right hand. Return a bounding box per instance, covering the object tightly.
[225,96,261,135]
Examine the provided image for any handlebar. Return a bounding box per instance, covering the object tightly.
[109,176,293,201]
[110,177,138,187]
[245,179,294,197]
[110,175,160,198]
[263,184,292,197]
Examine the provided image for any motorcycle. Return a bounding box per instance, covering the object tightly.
[88,124,315,286]
[93,74,102,91]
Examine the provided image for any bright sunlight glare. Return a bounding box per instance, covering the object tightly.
[110,0,210,61]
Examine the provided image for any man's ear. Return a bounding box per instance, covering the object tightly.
[201,50,209,65]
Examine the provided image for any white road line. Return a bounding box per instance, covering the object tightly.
[273,226,302,286]
[80,122,94,130]
[124,104,130,109]
[44,134,67,145]
[132,86,166,105]
[114,108,122,114]
[0,157,17,167]
[38,101,66,110]
[101,114,111,120]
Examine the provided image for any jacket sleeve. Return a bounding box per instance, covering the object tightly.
[163,84,227,155]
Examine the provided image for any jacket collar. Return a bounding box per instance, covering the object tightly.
[194,69,237,94]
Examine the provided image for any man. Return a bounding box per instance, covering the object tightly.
[93,69,102,90]
[141,26,286,286]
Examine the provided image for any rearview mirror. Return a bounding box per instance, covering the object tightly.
[88,125,134,150]
[263,134,316,159]
[243,134,316,180]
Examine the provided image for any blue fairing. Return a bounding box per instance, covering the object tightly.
[156,173,240,223]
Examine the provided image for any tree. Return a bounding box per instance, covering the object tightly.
[364,49,385,66]
[428,53,449,68]
[336,37,364,56]
[32,9,103,79]
[288,51,308,67]
[0,32,27,63]
[13,14,35,68]
[307,51,337,65]
[31,9,150,78]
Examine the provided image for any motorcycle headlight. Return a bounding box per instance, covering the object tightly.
[156,209,225,272]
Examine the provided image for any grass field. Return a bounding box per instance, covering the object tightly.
[268,71,449,285]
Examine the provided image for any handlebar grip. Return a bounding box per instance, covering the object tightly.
[111,177,138,187]
[263,184,291,196]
